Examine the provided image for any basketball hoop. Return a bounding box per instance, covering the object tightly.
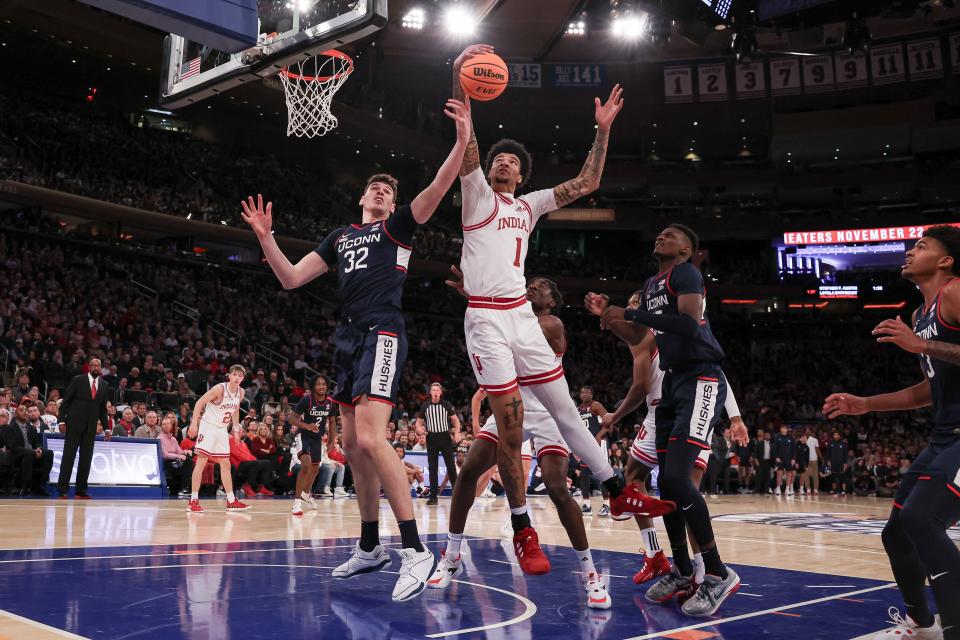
[279,49,354,139]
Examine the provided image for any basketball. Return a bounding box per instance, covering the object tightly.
[459,53,508,101]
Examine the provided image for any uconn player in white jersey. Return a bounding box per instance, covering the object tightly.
[603,291,746,588]
[186,364,249,513]
[241,99,472,602]
[452,44,671,575]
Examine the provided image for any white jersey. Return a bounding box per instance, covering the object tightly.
[644,347,664,428]
[200,383,242,430]
[459,168,557,298]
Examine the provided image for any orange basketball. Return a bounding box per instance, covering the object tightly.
[459,53,509,101]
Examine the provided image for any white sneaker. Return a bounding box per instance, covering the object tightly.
[301,493,318,510]
[800,487,807,495]
[332,542,391,579]
[291,501,304,516]
[786,486,794,496]
[774,487,782,496]
[872,608,943,639]
[333,487,348,498]
[320,488,333,497]
[584,573,611,610]
[480,489,496,498]
[427,552,463,589]
[393,547,436,602]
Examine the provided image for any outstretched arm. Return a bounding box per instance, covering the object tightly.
[553,84,624,207]
[874,285,960,366]
[823,380,931,418]
[241,195,329,289]
[453,44,492,176]
[411,100,472,223]
[603,340,652,429]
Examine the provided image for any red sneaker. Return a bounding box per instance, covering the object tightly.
[241,484,256,498]
[187,499,204,513]
[226,499,251,511]
[633,551,671,584]
[512,527,551,575]
[610,485,676,519]
[257,487,274,496]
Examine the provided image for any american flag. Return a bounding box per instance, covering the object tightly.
[180,56,201,80]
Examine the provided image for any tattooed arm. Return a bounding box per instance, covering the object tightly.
[553,84,624,207]
[453,45,492,176]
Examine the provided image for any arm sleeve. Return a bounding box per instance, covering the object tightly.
[314,228,344,265]
[668,263,705,296]
[460,168,496,227]
[519,188,558,226]
[384,205,419,247]
[724,381,741,419]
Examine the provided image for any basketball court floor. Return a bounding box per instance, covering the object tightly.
[0,493,944,639]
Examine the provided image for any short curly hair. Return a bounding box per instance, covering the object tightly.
[486,139,533,187]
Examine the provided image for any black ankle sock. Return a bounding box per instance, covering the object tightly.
[360,520,380,552]
[398,519,424,552]
[701,546,728,580]
[672,544,694,576]
[602,476,623,499]
[511,512,532,531]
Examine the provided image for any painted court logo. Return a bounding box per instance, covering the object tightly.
[714,512,960,542]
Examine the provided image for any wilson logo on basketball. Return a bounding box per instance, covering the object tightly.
[473,67,505,81]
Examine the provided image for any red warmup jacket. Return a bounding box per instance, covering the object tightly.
[229,437,256,467]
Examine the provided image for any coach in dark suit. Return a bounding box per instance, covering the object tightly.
[57,358,110,499]
[0,405,53,495]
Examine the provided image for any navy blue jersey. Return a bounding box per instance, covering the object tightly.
[642,262,725,369]
[579,404,603,439]
[914,282,960,440]
[315,205,419,317]
[293,394,337,439]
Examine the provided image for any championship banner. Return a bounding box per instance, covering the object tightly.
[664,65,693,103]
[834,51,868,89]
[734,61,766,99]
[801,54,834,93]
[697,63,728,101]
[907,38,944,80]
[870,43,905,85]
[770,58,801,96]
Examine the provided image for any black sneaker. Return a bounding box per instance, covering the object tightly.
[426,496,438,506]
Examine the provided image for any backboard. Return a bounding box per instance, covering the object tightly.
[160,0,387,109]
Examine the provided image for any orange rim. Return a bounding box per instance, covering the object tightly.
[280,49,354,82]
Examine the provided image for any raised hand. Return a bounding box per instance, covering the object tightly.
[444,98,472,143]
[584,292,610,316]
[730,417,749,446]
[240,194,273,238]
[594,84,624,132]
[822,393,868,419]
[872,316,924,353]
[455,44,495,69]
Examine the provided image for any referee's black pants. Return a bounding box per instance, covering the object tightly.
[427,431,457,497]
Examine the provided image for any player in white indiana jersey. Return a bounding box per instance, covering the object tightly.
[452,43,672,574]
[186,364,251,513]
[603,291,746,588]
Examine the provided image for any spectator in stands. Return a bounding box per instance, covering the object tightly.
[0,410,11,495]
[159,414,187,496]
[159,370,177,393]
[229,425,273,497]
[316,434,347,498]
[249,423,278,487]
[134,410,161,439]
[176,403,191,433]
[40,400,59,433]
[0,390,11,415]
[752,429,772,494]
[132,403,147,430]
[0,404,53,496]
[411,433,427,452]
[11,368,31,403]
[395,444,424,489]
[113,407,135,437]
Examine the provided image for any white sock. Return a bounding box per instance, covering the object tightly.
[301,491,311,501]
[577,548,598,580]
[642,527,661,556]
[190,492,198,501]
[226,491,235,502]
[446,532,463,558]
[293,499,302,511]
[693,553,705,583]
[510,505,528,516]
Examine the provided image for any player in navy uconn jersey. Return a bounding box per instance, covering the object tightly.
[825,226,960,640]
[586,224,748,618]
[287,374,337,515]
[240,99,472,603]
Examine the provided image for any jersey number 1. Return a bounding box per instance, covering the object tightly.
[513,237,522,268]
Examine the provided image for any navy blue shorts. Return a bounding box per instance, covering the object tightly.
[655,363,728,457]
[297,431,323,464]
[894,435,960,507]
[331,309,407,407]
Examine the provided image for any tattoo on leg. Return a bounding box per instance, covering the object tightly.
[508,397,522,422]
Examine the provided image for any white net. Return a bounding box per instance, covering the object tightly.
[279,50,353,139]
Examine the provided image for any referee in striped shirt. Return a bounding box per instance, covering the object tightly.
[416,383,461,505]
